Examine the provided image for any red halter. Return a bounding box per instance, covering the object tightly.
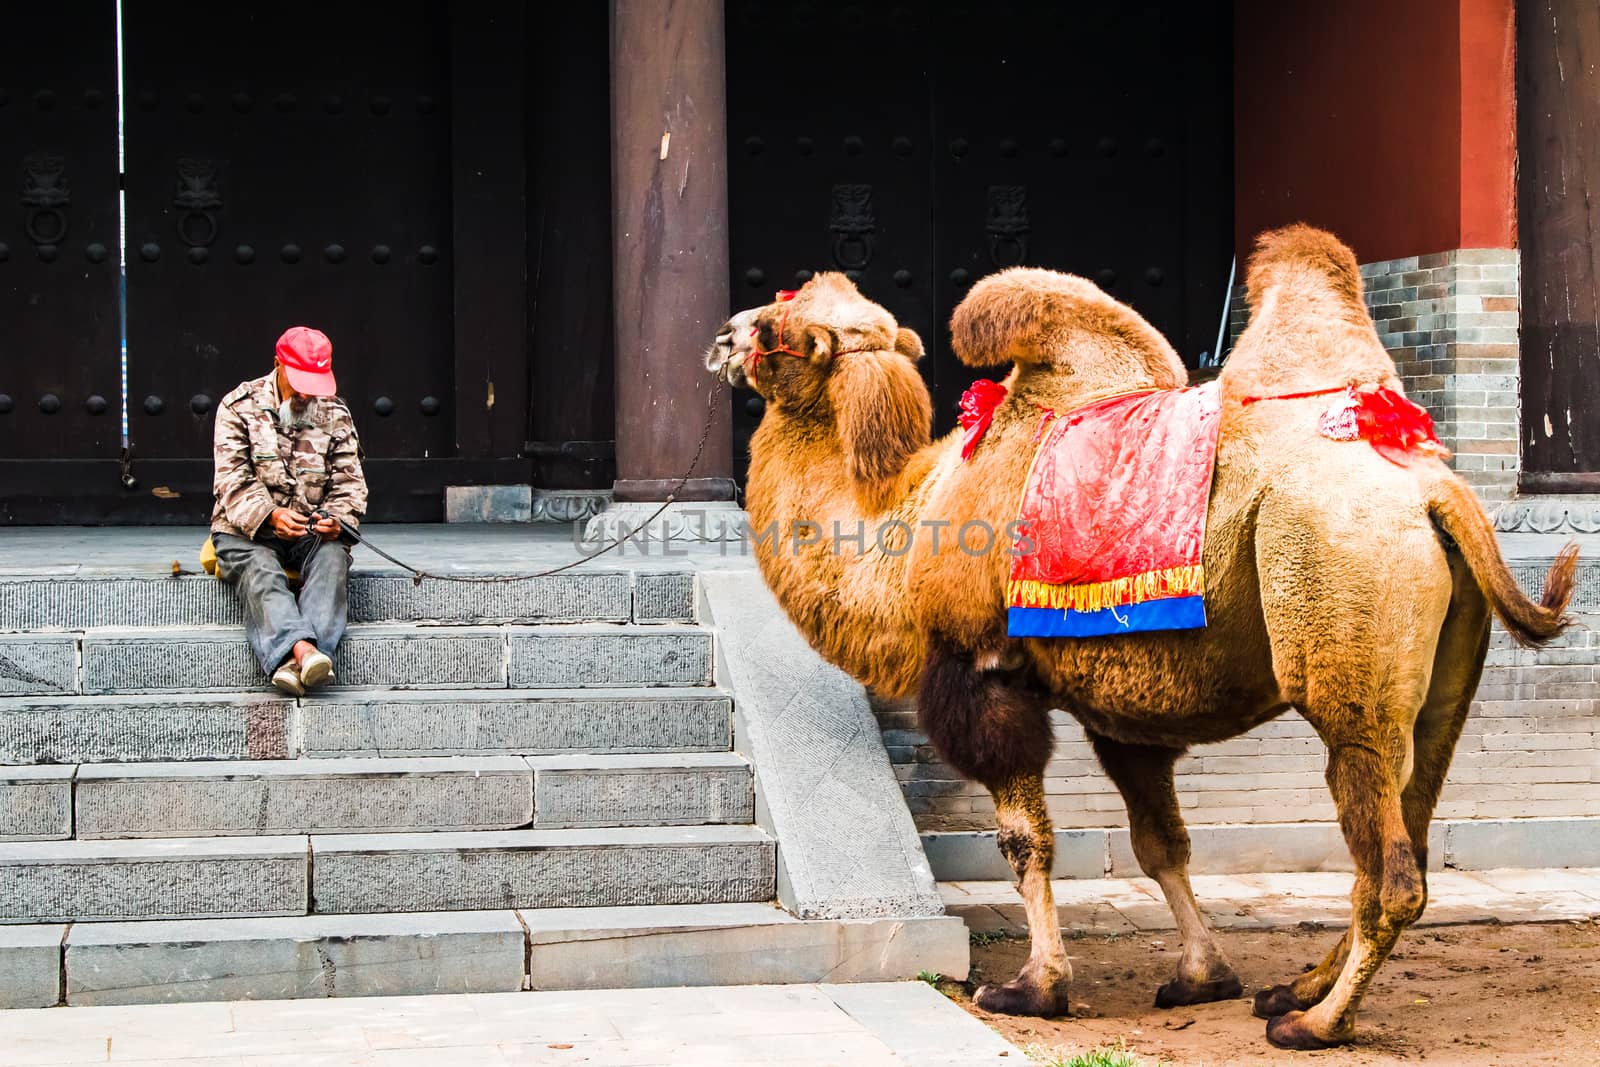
[745,290,803,385]
[743,287,875,385]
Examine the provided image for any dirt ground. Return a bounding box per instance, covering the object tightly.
[947,920,1600,1066]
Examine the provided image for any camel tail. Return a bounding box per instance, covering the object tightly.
[1427,474,1578,647]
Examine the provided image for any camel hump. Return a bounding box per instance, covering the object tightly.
[1426,472,1579,646]
[1245,224,1365,312]
[950,267,1183,384]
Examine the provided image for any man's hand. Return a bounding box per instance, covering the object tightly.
[269,507,310,540]
[312,513,342,540]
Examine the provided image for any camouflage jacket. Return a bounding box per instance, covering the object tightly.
[211,372,368,539]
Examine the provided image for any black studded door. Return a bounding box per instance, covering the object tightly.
[727,0,1232,466]
[0,4,121,467]
[122,1,453,467]
[726,2,937,479]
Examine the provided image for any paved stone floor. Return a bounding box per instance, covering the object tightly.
[0,982,1020,1066]
[942,867,1600,934]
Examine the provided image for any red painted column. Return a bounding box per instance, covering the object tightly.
[1233,0,1516,260]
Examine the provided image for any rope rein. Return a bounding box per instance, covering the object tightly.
[307,385,724,587]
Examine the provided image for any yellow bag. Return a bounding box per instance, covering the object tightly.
[200,535,298,582]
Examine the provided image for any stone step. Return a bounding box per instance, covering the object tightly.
[72,757,533,839]
[0,569,696,631]
[311,826,776,914]
[0,826,775,923]
[41,623,714,694]
[60,753,751,838]
[530,753,752,829]
[21,904,969,1007]
[299,687,733,758]
[0,766,73,842]
[0,835,309,924]
[0,688,732,765]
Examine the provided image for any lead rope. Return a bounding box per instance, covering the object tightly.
[307,385,724,587]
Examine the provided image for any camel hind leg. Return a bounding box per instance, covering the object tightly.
[1088,732,1242,1007]
[1255,556,1488,1022]
[917,634,1069,1016]
[1266,734,1425,1049]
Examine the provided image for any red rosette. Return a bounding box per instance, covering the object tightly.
[959,378,1008,460]
[1352,384,1450,466]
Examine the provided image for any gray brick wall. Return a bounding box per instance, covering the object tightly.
[881,618,1600,832]
[1365,250,1521,504]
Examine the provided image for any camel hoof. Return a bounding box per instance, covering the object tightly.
[973,976,1072,1018]
[1266,1010,1346,1051]
[1154,971,1243,1008]
[1252,984,1313,1020]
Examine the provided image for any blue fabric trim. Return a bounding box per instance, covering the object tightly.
[1007,596,1208,638]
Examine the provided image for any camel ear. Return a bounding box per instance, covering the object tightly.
[893,326,925,361]
[828,349,932,497]
[804,324,834,362]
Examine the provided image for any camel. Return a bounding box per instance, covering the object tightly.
[704,225,1579,1048]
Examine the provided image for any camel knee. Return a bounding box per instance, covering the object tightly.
[996,822,1054,880]
[1379,840,1427,928]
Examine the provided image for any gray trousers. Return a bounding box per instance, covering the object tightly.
[214,532,351,675]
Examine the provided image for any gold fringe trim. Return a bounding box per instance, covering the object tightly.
[1008,564,1205,613]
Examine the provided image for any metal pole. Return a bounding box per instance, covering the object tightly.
[1209,254,1237,368]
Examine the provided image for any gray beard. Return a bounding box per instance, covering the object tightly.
[278,396,316,430]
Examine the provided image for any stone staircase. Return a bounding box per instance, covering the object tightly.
[0,557,965,1007]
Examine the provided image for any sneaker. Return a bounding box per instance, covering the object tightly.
[298,647,334,689]
[271,662,305,697]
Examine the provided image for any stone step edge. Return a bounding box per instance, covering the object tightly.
[23,752,754,840]
[0,568,700,632]
[65,750,751,781]
[0,824,773,863]
[0,685,735,709]
[71,621,710,639]
[12,624,717,697]
[923,815,1600,881]
[0,687,738,768]
[2,906,970,1008]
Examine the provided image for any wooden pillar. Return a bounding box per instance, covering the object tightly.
[608,0,735,503]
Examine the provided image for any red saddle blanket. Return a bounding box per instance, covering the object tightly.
[1007,380,1222,638]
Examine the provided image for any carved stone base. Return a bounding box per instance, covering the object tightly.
[581,502,747,545]
[531,490,612,524]
[1493,496,1600,535]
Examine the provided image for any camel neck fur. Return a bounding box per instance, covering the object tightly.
[744,385,946,698]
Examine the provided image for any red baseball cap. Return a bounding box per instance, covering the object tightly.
[275,326,337,397]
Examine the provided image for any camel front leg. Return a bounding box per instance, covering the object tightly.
[1088,733,1242,1007]
[974,773,1073,1016]
[916,633,1066,1015]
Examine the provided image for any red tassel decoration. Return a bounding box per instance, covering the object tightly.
[959,378,1008,460]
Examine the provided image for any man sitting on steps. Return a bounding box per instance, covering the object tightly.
[211,326,367,697]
